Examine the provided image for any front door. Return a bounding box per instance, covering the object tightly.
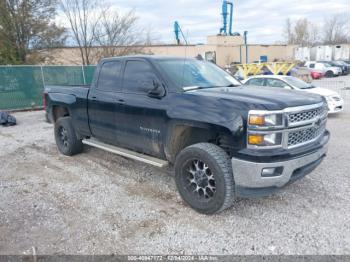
[117,59,168,158]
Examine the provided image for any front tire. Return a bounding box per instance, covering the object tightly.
[54,117,83,156]
[174,143,235,215]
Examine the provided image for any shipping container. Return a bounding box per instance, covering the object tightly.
[294,47,310,61]
[333,45,350,60]
[313,46,333,61]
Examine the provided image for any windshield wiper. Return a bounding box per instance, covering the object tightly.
[210,84,240,88]
[182,84,240,92]
[225,84,240,87]
[300,85,316,89]
[182,86,204,91]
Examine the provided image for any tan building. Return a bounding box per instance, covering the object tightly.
[37,35,297,67]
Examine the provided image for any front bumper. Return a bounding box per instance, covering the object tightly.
[232,143,328,198]
[328,99,344,114]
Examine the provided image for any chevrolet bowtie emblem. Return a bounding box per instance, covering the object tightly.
[314,118,322,128]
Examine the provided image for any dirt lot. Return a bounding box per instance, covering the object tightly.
[1,80,350,255]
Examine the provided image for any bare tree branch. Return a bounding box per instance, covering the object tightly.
[323,14,350,45]
[283,18,294,45]
[94,8,144,58]
[283,17,319,46]
[284,14,350,47]
[60,0,103,65]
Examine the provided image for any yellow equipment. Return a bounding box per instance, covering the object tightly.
[235,62,296,79]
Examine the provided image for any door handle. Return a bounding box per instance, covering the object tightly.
[116,99,125,105]
[91,96,97,100]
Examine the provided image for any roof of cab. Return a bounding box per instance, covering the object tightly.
[246,75,291,80]
[100,55,194,63]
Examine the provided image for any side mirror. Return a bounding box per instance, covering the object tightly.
[284,85,293,90]
[148,80,166,98]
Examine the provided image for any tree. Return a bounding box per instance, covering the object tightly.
[61,0,148,64]
[0,34,20,64]
[0,0,66,64]
[284,14,350,46]
[144,25,160,46]
[283,18,294,45]
[323,14,350,45]
[309,23,320,46]
[283,18,319,46]
[60,0,104,65]
[94,8,143,58]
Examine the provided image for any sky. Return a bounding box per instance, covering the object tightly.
[58,0,350,45]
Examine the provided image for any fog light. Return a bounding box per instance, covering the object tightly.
[248,135,264,145]
[261,168,276,177]
[261,167,283,177]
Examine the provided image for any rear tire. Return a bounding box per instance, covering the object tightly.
[54,117,83,156]
[325,71,334,78]
[174,143,235,215]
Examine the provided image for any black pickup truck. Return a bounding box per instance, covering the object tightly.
[44,56,329,214]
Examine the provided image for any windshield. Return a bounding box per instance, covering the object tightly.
[156,58,241,89]
[283,77,315,89]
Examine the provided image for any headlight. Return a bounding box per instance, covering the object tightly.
[325,96,333,102]
[248,113,282,127]
[247,111,284,148]
[332,96,341,101]
[248,133,283,147]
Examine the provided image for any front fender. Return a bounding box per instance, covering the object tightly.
[166,93,245,134]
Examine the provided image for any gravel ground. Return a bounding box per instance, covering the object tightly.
[1,80,350,255]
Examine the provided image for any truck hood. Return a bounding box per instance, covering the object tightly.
[188,86,324,110]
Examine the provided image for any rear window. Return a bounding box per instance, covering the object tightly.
[246,78,265,86]
[97,61,123,92]
[265,79,286,88]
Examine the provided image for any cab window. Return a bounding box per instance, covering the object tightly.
[265,79,286,88]
[97,61,122,92]
[246,78,265,86]
[123,60,158,94]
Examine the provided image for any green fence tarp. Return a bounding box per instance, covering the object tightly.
[0,65,96,110]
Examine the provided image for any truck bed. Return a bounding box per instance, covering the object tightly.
[44,84,91,137]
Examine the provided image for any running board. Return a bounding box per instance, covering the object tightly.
[82,138,168,168]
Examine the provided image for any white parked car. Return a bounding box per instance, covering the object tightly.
[304,61,342,77]
[243,75,344,113]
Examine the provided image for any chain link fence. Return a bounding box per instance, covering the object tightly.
[312,78,350,99]
[0,65,96,110]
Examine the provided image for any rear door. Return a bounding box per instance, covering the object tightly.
[88,60,124,144]
[116,59,168,157]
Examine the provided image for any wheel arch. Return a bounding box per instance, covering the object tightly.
[52,105,71,123]
[164,120,236,164]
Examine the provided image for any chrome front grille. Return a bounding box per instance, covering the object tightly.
[247,102,328,150]
[288,123,326,147]
[288,106,326,124]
